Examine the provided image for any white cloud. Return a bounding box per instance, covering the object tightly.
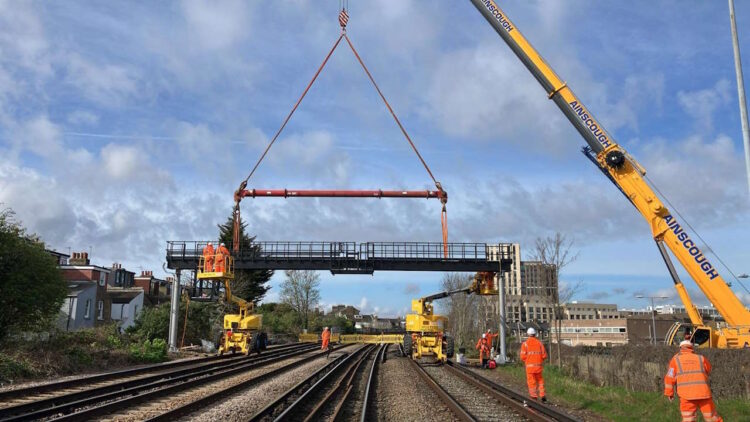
[65,54,141,107]
[181,0,251,50]
[17,116,63,158]
[677,79,731,131]
[100,144,141,180]
[67,110,100,126]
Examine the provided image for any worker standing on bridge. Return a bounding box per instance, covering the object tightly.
[215,242,230,273]
[476,333,490,368]
[321,327,332,358]
[664,340,723,422]
[202,242,214,272]
[520,327,547,402]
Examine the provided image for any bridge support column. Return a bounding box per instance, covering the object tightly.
[497,271,507,364]
[168,269,181,352]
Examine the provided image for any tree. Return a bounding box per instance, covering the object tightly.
[530,232,582,366]
[440,273,480,352]
[280,270,321,330]
[217,213,273,303]
[0,207,67,342]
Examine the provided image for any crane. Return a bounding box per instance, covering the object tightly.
[197,252,266,355]
[404,272,498,362]
[469,0,750,348]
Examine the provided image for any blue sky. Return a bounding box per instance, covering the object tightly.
[1,1,750,317]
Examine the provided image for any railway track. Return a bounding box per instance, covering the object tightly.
[0,343,297,410]
[249,343,387,422]
[0,342,318,422]
[411,359,580,422]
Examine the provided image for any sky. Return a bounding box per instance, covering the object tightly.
[1,0,750,318]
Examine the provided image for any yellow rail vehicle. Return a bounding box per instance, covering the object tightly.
[404,272,498,362]
[198,254,266,355]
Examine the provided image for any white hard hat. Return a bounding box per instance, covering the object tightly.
[527,327,537,336]
[482,333,486,338]
[680,340,693,348]
[220,242,225,246]
[324,326,329,330]
[207,242,212,246]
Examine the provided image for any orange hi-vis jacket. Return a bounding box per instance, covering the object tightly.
[321,329,331,349]
[202,244,215,271]
[665,348,712,400]
[485,332,498,348]
[520,336,547,374]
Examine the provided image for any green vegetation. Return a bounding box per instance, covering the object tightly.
[127,299,223,346]
[0,324,161,384]
[128,339,168,363]
[500,363,750,421]
[0,207,67,342]
[258,302,355,335]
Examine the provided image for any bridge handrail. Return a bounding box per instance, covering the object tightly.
[167,241,511,261]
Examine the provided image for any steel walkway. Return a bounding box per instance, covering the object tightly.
[166,241,513,274]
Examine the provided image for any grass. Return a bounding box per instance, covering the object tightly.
[500,364,750,422]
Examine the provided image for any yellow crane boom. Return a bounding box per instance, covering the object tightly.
[469,0,750,347]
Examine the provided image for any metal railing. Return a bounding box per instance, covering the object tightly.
[166,241,509,262]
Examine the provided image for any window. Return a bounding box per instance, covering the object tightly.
[99,272,106,287]
[97,301,104,320]
[84,299,92,319]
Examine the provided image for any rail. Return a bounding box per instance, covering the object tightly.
[0,344,317,421]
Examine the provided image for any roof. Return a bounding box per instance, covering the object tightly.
[60,265,111,273]
[107,287,144,303]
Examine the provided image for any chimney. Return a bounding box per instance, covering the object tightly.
[70,251,90,265]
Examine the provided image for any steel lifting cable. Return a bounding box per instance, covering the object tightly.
[235,7,449,256]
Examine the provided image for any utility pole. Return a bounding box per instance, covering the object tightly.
[168,269,181,352]
[498,272,507,364]
[636,295,668,344]
[729,0,750,195]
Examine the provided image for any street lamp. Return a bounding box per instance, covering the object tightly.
[636,295,669,344]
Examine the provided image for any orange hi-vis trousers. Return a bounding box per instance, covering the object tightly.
[526,371,545,399]
[680,398,722,422]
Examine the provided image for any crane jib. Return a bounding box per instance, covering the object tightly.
[664,215,719,280]
[568,101,613,149]
[481,0,514,32]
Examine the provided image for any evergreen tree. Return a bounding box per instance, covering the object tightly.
[217,213,273,303]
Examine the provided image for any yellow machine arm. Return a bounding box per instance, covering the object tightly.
[469,0,750,328]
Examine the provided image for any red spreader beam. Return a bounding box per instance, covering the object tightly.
[239,189,446,200]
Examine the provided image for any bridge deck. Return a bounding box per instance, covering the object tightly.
[166,241,513,274]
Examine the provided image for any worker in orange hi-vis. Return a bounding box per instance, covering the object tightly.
[202,242,215,273]
[520,327,548,402]
[321,327,332,358]
[486,329,499,351]
[214,242,230,273]
[665,340,723,422]
[476,333,490,368]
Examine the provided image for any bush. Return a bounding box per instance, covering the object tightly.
[128,339,168,363]
[0,353,39,383]
[127,300,222,347]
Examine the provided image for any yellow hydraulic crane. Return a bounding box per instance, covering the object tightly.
[198,253,266,355]
[405,272,498,362]
[469,0,750,348]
